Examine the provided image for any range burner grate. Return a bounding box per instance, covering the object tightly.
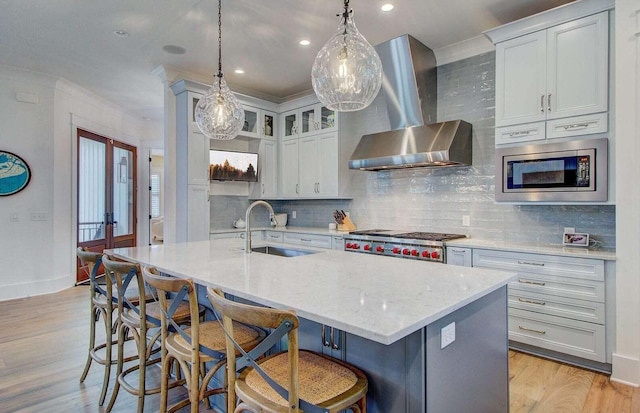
[392,232,467,241]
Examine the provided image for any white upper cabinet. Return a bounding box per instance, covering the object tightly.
[494,11,609,144]
[280,132,339,198]
[280,104,338,140]
[252,139,278,199]
[240,105,278,140]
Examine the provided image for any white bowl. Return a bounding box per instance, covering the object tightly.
[271,213,287,227]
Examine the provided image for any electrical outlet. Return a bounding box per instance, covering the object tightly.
[441,322,456,349]
[30,212,48,221]
[462,215,470,227]
[292,211,297,219]
[10,213,19,222]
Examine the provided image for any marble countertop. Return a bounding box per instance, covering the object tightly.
[110,238,515,345]
[210,226,348,237]
[445,238,616,261]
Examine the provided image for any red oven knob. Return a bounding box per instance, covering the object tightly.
[352,243,360,250]
[431,251,440,259]
[393,247,400,254]
[346,243,353,249]
[364,244,371,251]
[376,246,385,253]
[402,248,410,256]
[421,251,429,258]
[411,249,419,256]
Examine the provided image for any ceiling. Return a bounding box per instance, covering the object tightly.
[1,0,574,122]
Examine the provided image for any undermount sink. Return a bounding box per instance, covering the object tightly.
[251,246,318,257]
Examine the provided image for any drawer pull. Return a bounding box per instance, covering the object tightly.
[301,238,312,242]
[563,123,590,130]
[518,325,546,335]
[518,260,545,266]
[518,279,546,286]
[518,297,546,306]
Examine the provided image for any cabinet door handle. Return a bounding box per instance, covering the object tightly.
[518,278,546,286]
[540,94,545,112]
[262,183,265,194]
[295,184,299,194]
[330,327,340,350]
[517,260,545,267]
[547,93,552,112]
[518,297,546,306]
[321,325,330,347]
[518,325,546,335]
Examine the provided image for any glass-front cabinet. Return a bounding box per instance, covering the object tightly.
[280,103,338,140]
[240,106,277,140]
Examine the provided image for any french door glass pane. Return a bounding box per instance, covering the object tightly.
[78,137,106,242]
[113,147,134,237]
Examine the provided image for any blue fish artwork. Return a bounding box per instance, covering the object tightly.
[0,151,31,196]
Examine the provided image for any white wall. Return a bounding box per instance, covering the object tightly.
[612,0,640,386]
[0,65,160,301]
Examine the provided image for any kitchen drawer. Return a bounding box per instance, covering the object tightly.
[265,231,284,243]
[332,236,344,250]
[509,273,604,303]
[283,232,332,249]
[495,122,545,145]
[509,308,605,362]
[546,112,607,140]
[209,231,263,240]
[473,249,604,282]
[509,290,605,324]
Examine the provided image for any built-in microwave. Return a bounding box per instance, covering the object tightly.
[495,138,608,202]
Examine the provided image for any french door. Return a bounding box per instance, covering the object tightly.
[76,129,137,283]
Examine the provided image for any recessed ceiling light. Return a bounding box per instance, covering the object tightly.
[299,39,311,46]
[234,69,245,74]
[162,45,187,55]
[381,4,394,12]
[113,30,129,37]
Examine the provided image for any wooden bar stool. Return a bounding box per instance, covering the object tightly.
[142,267,266,413]
[207,287,368,413]
[77,247,116,405]
[102,255,194,413]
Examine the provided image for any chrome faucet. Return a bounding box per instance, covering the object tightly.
[244,200,277,253]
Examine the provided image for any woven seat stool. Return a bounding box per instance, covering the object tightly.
[102,255,202,413]
[207,287,368,413]
[142,267,266,413]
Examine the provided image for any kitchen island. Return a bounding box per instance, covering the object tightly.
[111,238,516,412]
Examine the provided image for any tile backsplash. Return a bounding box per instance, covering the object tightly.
[211,51,615,250]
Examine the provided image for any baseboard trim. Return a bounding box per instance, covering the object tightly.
[611,353,640,387]
[0,274,75,302]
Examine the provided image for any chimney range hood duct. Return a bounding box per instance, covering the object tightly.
[349,35,472,171]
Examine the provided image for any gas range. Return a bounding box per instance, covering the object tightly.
[343,229,467,263]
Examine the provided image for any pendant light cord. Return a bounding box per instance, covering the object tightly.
[217,0,223,86]
[340,0,351,35]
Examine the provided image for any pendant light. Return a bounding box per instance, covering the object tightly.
[312,0,383,112]
[195,0,244,140]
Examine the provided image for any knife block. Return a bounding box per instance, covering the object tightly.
[338,216,357,231]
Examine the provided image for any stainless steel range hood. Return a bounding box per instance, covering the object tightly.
[349,35,472,171]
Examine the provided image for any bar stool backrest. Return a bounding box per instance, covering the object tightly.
[102,255,146,319]
[206,287,301,411]
[77,247,105,296]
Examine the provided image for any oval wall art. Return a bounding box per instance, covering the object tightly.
[0,151,31,196]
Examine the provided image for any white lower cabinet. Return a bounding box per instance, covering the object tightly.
[265,231,284,243]
[445,247,472,266]
[472,248,607,363]
[283,232,332,249]
[332,236,344,250]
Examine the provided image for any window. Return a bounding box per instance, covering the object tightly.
[150,174,161,218]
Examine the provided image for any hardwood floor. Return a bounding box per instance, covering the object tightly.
[1,286,639,412]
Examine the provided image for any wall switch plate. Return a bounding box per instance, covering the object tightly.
[564,227,575,233]
[441,322,456,349]
[462,215,470,226]
[30,212,48,221]
[292,211,296,219]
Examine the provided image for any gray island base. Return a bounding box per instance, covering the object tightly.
[110,239,514,412]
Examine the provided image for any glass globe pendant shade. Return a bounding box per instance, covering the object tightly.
[195,76,245,140]
[312,10,382,112]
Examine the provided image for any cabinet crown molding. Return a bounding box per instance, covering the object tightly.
[483,0,613,44]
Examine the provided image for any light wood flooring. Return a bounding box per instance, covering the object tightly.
[1,286,639,412]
